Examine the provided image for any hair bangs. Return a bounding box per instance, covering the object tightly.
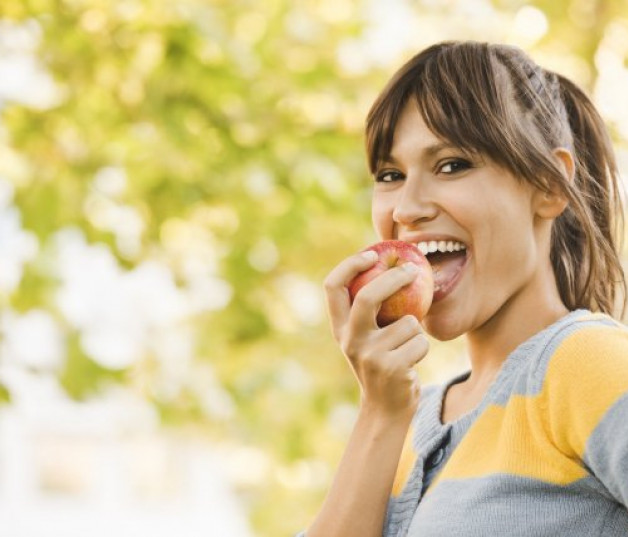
[366,42,530,179]
[365,75,414,174]
[415,44,521,171]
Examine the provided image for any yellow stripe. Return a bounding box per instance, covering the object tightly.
[391,423,417,497]
[543,325,628,457]
[426,325,628,493]
[427,397,588,493]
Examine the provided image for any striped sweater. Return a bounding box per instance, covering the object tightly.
[297,309,628,536]
[387,309,628,536]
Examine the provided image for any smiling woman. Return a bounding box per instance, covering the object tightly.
[297,41,628,537]
[370,101,559,342]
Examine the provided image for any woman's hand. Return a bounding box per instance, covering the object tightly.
[305,251,429,537]
[323,251,430,419]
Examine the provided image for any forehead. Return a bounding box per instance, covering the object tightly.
[387,103,453,162]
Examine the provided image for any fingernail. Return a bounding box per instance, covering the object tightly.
[402,262,420,273]
[361,251,378,261]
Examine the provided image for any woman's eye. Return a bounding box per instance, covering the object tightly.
[376,170,404,183]
[438,159,472,175]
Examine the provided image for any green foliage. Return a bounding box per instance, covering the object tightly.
[59,331,127,399]
[0,382,11,404]
[2,0,628,535]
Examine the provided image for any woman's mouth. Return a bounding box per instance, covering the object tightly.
[417,240,469,303]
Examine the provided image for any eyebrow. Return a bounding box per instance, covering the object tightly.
[383,142,461,166]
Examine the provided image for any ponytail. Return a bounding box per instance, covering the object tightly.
[553,74,626,317]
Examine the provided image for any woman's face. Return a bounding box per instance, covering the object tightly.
[371,102,551,341]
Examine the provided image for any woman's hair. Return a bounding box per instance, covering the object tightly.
[366,41,627,317]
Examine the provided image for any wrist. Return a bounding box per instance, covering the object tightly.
[358,399,417,430]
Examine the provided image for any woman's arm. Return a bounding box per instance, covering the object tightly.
[305,405,413,537]
[303,251,429,537]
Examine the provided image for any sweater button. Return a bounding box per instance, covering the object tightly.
[429,447,445,468]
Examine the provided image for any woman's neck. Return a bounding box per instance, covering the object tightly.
[463,296,569,389]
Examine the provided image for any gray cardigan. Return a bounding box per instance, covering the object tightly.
[299,310,628,536]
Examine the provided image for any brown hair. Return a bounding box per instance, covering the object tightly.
[366,41,626,317]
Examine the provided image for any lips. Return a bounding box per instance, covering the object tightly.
[429,249,469,302]
[398,236,470,303]
[399,233,471,303]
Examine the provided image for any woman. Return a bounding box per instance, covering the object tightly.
[298,41,628,536]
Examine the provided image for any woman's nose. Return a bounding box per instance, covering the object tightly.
[392,181,438,226]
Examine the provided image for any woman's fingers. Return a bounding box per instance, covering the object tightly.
[349,263,421,331]
[378,314,423,349]
[322,253,429,417]
[323,251,378,338]
[387,332,430,369]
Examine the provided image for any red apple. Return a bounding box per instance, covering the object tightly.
[348,240,433,327]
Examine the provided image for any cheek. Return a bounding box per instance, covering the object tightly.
[477,214,537,280]
[371,196,393,237]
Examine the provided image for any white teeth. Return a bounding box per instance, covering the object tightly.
[417,240,467,255]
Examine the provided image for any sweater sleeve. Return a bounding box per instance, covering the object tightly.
[542,323,628,506]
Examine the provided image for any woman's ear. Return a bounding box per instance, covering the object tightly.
[533,148,574,219]
[554,147,575,184]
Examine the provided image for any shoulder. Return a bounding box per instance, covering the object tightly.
[523,310,628,386]
[539,311,628,456]
[543,311,628,382]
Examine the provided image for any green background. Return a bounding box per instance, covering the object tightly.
[1,1,628,535]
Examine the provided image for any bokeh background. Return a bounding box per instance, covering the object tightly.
[1,0,628,536]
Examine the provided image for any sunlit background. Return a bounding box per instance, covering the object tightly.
[1,0,628,536]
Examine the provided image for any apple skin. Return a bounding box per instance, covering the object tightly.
[348,240,434,327]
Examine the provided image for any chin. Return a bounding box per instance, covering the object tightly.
[422,309,468,342]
